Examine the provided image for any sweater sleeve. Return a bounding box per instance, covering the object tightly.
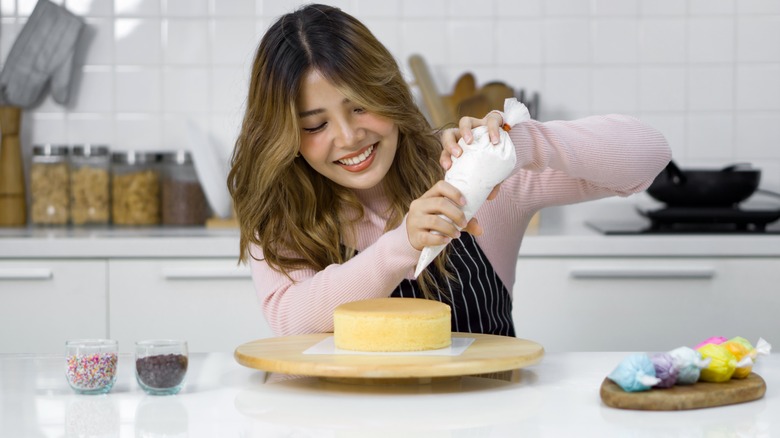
[250,218,420,336]
[473,114,671,292]
[502,114,672,210]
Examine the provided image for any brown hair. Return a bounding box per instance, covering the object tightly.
[228,4,448,296]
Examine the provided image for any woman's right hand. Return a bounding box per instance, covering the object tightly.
[406,181,484,251]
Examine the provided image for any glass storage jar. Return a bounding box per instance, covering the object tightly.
[70,144,110,225]
[160,151,210,226]
[30,144,70,225]
[135,339,188,395]
[111,151,160,225]
[65,339,119,395]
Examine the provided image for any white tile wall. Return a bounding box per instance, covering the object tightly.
[1,0,779,191]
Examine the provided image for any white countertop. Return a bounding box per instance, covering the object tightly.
[2,223,780,258]
[1,351,776,437]
[2,197,780,258]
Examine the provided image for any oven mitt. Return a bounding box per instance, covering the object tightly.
[0,0,85,108]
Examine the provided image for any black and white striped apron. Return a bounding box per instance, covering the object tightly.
[391,233,515,337]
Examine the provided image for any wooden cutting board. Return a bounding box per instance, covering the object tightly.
[234,333,544,379]
[600,373,766,410]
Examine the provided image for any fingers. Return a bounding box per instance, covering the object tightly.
[439,127,460,171]
[463,217,484,236]
[458,117,480,144]
[485,111,503,145]
[407,182,468,251]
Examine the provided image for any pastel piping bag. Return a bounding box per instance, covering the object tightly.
[721,340,754,379]
[414,98,530,278]
[668,346,710,385]
[607,353,661,392]
[697,343,751,383]
[694,336,728,349]
[650,352,678,388]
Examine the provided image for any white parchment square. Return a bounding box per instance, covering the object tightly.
[302,336,475,356]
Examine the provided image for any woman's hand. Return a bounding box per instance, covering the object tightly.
[437,112,504,204]
[407,181,486,251]
[439,111,505,171]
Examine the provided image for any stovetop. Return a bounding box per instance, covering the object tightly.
[586,201,780,235]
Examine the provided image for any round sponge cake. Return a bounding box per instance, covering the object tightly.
[333,298,452,352]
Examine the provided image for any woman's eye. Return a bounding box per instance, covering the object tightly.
[353,107,366,114]
[302,123,326,133]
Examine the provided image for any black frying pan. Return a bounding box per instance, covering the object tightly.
[646,161,761,207]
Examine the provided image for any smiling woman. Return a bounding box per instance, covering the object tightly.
[296,69,398,189]
[227,4,671,339]
[228,3,449,304]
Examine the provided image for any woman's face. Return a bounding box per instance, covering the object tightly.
[296,69,399,190]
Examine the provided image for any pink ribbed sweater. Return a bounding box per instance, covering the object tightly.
[250,115,671,336]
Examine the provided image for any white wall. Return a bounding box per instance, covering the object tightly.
[2,0,779,191]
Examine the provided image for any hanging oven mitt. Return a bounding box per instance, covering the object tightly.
[0,0,85,108]
[413,98,530,278]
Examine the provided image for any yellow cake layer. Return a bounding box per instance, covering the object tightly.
[333,298,452,352]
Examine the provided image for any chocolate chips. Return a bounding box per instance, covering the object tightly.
[135,354,188,389]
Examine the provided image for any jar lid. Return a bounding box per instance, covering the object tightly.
[73,144,110,157]
[159,150,193,165]
[32,144,69,156]
[111,151,160,165]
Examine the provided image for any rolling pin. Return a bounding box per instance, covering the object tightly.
[0,105,26,226]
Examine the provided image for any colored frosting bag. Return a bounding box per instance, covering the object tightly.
[694,336,728,349]
[607,353,661,392]
[729,336,772,361]
[649,352,679,388]
[721,340,754,379]
[413,98,529,278]
[668,346,710,385]
[696,343,751,382]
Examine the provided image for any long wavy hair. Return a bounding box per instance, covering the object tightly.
[228,4,449,297]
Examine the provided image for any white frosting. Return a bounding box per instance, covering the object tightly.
[414,98,530,278]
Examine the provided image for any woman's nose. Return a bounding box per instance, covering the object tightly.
[333,118,363,147]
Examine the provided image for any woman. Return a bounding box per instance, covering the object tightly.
[228,4,671,337]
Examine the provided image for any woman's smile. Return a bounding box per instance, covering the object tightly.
[336,143,377,171]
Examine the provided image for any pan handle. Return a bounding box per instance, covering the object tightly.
[664,160,686,185]
[756,188,780,199]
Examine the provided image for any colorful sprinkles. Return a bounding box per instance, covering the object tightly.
[66,352,118,391]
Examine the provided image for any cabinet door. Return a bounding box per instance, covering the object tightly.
[109,259,272,353]
[0,260,107,353]
[512,257,780,352]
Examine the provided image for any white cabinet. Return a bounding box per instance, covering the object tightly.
[512,257,780,352]
[109,258,273,353]
[0,259,107,353]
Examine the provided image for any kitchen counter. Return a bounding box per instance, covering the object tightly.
[2,222,780,258]
[0,351,776,437]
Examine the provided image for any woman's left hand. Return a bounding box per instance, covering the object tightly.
[438,112,504,201]
[439,112,504,171]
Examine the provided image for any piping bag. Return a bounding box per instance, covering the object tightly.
[413,98,530,278]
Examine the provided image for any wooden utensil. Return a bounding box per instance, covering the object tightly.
[478,82,515,113]
[600,373,766,411]
[409,54,456,128]
[444,73,477,119]
[0,106,26,226]
[456,94,491,119]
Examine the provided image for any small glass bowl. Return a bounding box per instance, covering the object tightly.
[65,339,119,395]
[135,339,188,395]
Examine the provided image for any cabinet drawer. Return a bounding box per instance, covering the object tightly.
[0,259,107,353]
[109,259,271,352]
[512,258,780,352]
